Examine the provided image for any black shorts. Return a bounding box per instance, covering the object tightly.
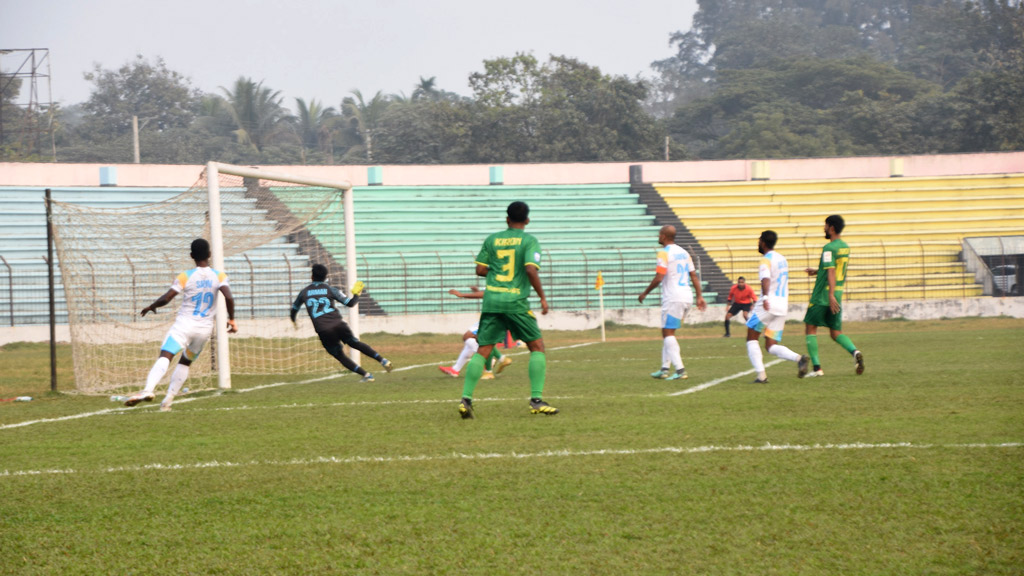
[316,319,355,350]
[728,302,753,315]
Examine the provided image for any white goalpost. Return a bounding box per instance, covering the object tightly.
[50,162,360,394]
[205,162,358,390]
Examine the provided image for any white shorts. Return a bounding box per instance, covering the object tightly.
[660,300,690,330]
[160,320,213,362]
[746,301,787,341]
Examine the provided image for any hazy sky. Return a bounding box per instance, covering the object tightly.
[2,0,698,108]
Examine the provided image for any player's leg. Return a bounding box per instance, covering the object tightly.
[724,308,733,337]
[762,315,800,360]
[320,329,372,380]
[831,325,863,375]
[653,302,682,379]
[509,312,557,415]
[339,322,392,373]
[460,314,504,417]
[759,313,808,377]
[161,331,208,411]
[745,308,769,383]
[126,326,182,406]
[445,331,478,376]
[803,306,826,377]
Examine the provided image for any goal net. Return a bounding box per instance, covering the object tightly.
[50,162,359,394]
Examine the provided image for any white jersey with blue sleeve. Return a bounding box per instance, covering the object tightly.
[656,243,696,304]
[757,250,790,315]
[172,267,229,330]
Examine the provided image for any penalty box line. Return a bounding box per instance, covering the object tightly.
[2,441,1021,478]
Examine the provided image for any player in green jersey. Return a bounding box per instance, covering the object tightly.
[458,201,557,419]
[802,215,864,377]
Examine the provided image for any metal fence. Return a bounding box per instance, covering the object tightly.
[1,241,1019,327]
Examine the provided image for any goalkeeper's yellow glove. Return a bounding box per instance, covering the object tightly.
[351,280,365,296]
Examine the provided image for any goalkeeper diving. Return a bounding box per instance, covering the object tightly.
[290,264,393,382]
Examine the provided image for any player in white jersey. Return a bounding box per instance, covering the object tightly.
[438,287,511,379]
[125,239,237,411]
[639,225,706,380]
[745,230,810,383]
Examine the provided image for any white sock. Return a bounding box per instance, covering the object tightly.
[660,339,669,370]
[747,340,765,375]
[166,364,190,399]
[453,339,479,371]
[144,356,171,393]
[768,344,802,362]
[664,336,684,371]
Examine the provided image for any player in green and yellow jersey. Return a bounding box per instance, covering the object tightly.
[459,201,557,419]
[802,215,864,377]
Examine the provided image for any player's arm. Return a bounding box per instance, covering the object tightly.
[218,285,238,333]
[475,263,489,278]
[640,251,668,304]
[141,289,178,316]
[760,277,771,311]
[524,264,548,315]
[689,270,707,311]
[639,271,664,304]
[805,267,818,276]
[329,285,359,308]
[289,291,304,323]
[827,267,840,313]
[449,286,483,299]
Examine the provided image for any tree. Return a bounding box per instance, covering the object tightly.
[670,57,940,158]
[293,98,337,163]
[220,77,288,153]
[340,90,390,162]
[464,54,665,163]
[412,76,440,102]
[81,55,200,137]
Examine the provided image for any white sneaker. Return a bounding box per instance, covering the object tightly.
[159,402,173,412]
[124,392,155,407]
[804,369,825,378]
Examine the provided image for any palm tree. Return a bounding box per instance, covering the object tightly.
[220,77,286,153]
[294,97,337,162]
[412,76,439,101]
[341,89,389,162]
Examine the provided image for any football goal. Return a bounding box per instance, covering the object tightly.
[50,162,360,394]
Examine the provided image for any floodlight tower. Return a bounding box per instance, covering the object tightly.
[0,48,56,161]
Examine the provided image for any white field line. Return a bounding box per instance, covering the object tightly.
[0,341,596,431]
[1,442,1020,478]
[670,359,784,396]
[0,342,790,430]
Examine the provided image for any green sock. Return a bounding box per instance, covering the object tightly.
[835,334,858,354]
[462,353,485,399]
[486,348,500,371]
[528,351,546,399]
[806,335,820,367]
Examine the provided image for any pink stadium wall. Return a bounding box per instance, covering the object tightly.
[0,151,1020,187]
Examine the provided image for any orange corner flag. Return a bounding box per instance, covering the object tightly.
[594,271,604,290]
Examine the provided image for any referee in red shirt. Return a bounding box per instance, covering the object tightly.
[724,276,757,337]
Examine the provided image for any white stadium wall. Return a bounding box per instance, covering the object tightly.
[1,151,1022,187]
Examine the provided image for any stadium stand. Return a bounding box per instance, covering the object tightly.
[266,184,715,316]
[654,174,1024,301]
[0,186,312,325]
[0,183,716,324]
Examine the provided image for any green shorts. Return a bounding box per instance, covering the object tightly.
[803,302,843,331]
[476,311,543,346]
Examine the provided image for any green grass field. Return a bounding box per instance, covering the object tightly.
[2,318,1022,575]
